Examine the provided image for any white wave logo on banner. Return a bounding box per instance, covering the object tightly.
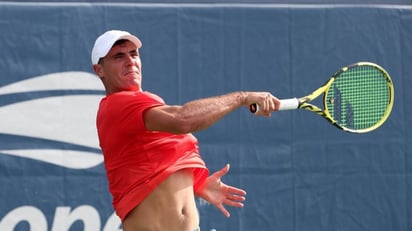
[0,71,105,169]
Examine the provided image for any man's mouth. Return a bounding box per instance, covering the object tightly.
[124,70,139,77]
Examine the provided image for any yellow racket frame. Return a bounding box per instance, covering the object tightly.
[297,62,394,133]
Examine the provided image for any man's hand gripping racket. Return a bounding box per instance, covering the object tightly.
[250,62,394,133]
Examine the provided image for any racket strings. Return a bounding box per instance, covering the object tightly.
[326,65,390,130]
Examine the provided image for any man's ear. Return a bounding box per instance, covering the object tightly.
[93,64,104,79]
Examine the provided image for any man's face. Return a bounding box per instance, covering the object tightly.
[94,40,142,94]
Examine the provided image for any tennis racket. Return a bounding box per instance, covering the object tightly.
[250,62,394,133]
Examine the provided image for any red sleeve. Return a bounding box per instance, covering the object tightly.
[97,91,165,152]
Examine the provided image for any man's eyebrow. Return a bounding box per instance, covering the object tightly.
[110,51,126,57]
[109,49,138,58]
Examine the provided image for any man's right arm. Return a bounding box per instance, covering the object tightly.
[143,91,280,134]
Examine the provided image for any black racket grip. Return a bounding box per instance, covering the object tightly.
[249,103,259,113]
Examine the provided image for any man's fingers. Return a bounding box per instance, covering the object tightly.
[212,164,230,178]
[226,193,246,202]
[227,185,247,196]
[217,204,230,218]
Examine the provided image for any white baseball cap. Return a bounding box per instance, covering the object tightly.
[91,30,142,65]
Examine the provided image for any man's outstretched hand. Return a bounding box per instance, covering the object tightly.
[195,164,247,218]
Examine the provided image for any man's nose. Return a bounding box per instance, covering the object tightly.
[125,55,135,66]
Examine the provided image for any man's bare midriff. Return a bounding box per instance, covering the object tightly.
[122,169,199,231]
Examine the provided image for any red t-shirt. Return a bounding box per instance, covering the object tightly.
[96,91,208,221]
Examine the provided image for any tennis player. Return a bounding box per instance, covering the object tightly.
[91,30,280,231]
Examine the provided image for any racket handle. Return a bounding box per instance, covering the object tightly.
[249,98,299,113]
[278,98,299,110]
